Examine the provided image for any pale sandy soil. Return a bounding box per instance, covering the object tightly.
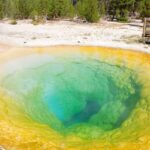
[0,19,150,53]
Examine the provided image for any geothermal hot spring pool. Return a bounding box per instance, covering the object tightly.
[0,46,150,150]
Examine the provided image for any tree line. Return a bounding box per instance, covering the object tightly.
[0,0,149,22]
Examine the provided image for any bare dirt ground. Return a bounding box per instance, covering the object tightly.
[0,19,150,53]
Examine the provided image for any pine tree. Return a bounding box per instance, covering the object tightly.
[77,0,100,22]
[140,0,150,17]
[4,0,19,19]
[37,0,49,16]
[98,0,106,17]
[109,0,135,22]
[0,0,149,22]
[47,0,74,19]
[59,0,74,18]
[0,0,3,19]
[18,0,30,19]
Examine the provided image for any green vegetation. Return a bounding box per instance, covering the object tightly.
[0,0,3,19]
[9,19,17,25]
[139,0,150,18]
[108,0,134,22]
[0,0,149,22]
[77,0,99,22]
